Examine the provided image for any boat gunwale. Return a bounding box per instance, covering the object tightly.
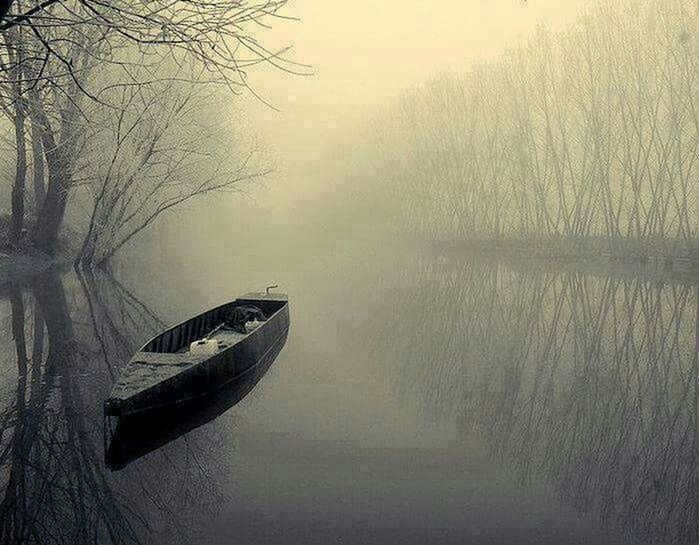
[138,294,289,355]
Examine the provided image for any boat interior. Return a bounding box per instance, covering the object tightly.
[142,298,287,354]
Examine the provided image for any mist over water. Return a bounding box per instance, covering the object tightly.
[1,0,698,543]
[0,218,696,543]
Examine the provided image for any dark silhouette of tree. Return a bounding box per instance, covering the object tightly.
[0,0,305,258]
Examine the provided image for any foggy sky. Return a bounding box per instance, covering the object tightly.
[145,1,606,276]
[238,0,599,214]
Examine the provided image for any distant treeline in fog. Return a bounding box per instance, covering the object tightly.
[366,0,698,263]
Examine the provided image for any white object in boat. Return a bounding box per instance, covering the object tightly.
[246,319,262,333]
[190,339,220,355]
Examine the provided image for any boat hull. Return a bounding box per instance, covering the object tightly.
[104,294,289,416]
[105,328,286,469]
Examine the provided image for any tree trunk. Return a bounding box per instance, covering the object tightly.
[7,18,26,247]
[9,102,26,246]
[29,113,45,211]
[33,157,70,255]
[30,98,78,256]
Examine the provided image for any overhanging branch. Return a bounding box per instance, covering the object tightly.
[0,0,61,31]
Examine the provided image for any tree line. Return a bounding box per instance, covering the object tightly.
[365,0,699,263]
[0,1,303,266]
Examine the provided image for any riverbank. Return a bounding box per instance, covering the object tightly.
[431,237,699,270]
[0,252,75,292]
[0,210,81,265]
[0,216,79,291]
[429,237,699,287]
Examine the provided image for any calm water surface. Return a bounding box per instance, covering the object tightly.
[0,240,696,544]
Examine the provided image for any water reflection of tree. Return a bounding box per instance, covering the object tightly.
[368,258,699,545]
[0,274,143,543]
[0,271,232,544]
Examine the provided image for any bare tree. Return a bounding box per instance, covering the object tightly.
[0,1,302,100]
[0,0,305,258]
[76,73,266,266]
[360,0,697,264]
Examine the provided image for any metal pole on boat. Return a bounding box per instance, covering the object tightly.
[266,285,279,295]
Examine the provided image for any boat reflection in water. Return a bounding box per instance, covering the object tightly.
[106,324,289,470]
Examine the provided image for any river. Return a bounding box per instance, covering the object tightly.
[0,229,696,544]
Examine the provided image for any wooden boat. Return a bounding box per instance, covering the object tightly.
[105,333,284,469]
[104,290,289,416]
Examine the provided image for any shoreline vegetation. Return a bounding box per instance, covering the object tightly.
[431,236,699,269]
[428,238,699,287]
[0,2,302,269]
[362,0,699,267]
[0,213,77,287]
